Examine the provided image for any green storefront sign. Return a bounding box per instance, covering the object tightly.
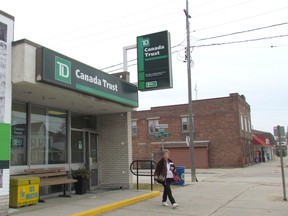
[0,123,10,169]
[137,30,173,91]
[36,47,138,107]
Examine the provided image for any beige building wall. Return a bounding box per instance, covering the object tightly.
[98,112,133,189]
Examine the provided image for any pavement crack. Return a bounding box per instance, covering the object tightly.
[207,185,254,216]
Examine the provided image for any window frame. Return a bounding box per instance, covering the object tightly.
[11,101,28,166]
[180,115,195,133]
[181,116,189,132]
[131,120,137,136]
[147,118,160,135]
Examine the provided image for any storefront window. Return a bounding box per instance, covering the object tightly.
[47,109,67,164]
[31,106,67,165]
[31,106,46,165]
[11,102,27,165]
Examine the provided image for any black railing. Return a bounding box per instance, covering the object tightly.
[130,160,157,191]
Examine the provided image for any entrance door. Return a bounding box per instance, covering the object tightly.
[71,130,85,164]
[86,132,99,189]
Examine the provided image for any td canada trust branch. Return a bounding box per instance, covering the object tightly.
[10,39,138,192]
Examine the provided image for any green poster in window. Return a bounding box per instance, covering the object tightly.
[0,123,11,161]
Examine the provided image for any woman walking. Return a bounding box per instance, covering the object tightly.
[154,149,179,208]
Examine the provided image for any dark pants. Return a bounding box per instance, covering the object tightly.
[161,178,176,204]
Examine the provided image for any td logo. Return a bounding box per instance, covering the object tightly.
[142,38,150,47]
[55,56,71,84]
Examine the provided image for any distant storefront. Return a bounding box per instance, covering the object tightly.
[252,130,275,162]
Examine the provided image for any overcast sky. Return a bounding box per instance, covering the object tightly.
[1,0,288,134]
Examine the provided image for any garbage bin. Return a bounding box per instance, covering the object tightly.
[10,176,40,208]
[173,166,185,186]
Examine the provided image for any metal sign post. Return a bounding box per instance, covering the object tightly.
[277,125,287,201]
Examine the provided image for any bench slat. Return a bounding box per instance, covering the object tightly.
[24,167,77,187]
[40,177,77,187]
[28,171,67,178]
[23,167,78,200]
[25,167,66,174]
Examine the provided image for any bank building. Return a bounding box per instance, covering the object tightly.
[0,10,139,214]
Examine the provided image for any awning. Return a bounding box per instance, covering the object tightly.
[252,134,272,147]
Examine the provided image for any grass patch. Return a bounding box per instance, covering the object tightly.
[133,183,181,191]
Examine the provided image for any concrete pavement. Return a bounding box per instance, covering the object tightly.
[9,157,288,216]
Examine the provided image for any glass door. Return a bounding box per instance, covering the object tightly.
[86,132,98,189]
[71,130,85,163]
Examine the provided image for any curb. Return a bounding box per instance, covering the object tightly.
[72,191,160,216]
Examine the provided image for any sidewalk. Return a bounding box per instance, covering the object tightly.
[9,158,288,216]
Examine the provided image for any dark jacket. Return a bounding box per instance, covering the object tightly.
[154,158,176,183]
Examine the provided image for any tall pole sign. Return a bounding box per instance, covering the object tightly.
[0,10,14,215]
[137,31,173,91]
[275,125,287,201]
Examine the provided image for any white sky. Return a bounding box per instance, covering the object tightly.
[1,0,288,134]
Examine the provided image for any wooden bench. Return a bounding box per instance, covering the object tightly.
[25,167,77,201]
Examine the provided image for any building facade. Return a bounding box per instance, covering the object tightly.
[252,129,275,162]
[132,93,253,168]
[0,10,14,215]
[9,39,138,196]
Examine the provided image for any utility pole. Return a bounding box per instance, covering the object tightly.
[184,0,197,182]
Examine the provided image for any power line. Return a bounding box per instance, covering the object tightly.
[198,22,288,41]
[101,62,124,71]
[101,23,288,72]
[192,34,288,48]
[192,5,288,32]
[101,40,185,71]
[44,0,176,41]
[104,46,185,73]
[191,0,223,9]
[271,44,288,48]
[192,0,253,18]
[46,2,288,52]
[104,33,288,72]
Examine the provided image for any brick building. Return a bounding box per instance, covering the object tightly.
[131,93,253,168]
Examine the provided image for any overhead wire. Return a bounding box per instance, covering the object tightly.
[53,10,183,47]
[104,32,288,72]
[101,40,186,71]
[192,0,253,18]
[192,5,288,32]
[198,22,288,41]
[192,34,288,48]
[102,22,288,72]
[47,0,288,53]
[38,0,286,72]
[44,0,176,40]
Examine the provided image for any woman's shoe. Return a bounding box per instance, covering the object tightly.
[162,202,169,206]
[172,203,179,209]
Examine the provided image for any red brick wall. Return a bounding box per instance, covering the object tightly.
[132,93,252,168]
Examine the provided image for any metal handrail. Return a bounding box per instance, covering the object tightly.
[130,160,157,191]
